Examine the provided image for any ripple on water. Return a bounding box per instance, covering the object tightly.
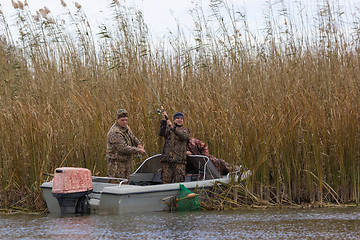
[0,208,359,239]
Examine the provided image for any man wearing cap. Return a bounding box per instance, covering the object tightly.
[158,111,190,183]
[106,109,146,180]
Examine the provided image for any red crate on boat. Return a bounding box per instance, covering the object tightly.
[52,167,93,194]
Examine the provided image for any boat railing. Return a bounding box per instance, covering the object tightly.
[118,179,128,187]
[92,176,128,183]
[187,155,209,180]
[186,155,221,180]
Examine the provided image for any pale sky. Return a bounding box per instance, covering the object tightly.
[1,0,359,43]
[1,0,263,39]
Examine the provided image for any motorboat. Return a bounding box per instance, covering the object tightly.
[40,154,251,215]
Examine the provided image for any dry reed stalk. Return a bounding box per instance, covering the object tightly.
[0,1,359,210]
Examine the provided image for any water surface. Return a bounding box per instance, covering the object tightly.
[1,207,359,239]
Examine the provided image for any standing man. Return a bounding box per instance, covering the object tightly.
[106,109,146,180]
[158,111,190,183]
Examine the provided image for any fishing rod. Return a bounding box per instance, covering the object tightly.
[137,69,168,120]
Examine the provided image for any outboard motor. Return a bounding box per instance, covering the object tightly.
[52,167,93,214]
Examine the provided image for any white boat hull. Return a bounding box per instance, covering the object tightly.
[41,178,229,214]
[40,155,250,214]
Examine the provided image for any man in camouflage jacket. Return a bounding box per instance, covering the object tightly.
[158,111,190,183]
[186,137,231,175]
[106,109,146,180]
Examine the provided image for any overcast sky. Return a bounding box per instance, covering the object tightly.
[1,0,262,38]
[1,0,359,42]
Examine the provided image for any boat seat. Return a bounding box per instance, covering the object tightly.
[151,172,162,183]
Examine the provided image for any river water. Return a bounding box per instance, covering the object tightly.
[1,207,359,239]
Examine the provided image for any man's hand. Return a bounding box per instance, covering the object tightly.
[162,111,169,120]
[138,145,146,155]
[162,111,172,127]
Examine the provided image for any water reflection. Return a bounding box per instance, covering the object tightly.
[46,215,97,239]
[1,208,359,239]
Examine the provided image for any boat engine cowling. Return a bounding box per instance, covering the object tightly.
[52,167,93,214]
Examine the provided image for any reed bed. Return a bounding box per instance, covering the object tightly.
[0,0,359,211]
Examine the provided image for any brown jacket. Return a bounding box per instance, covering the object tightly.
[158,120,190,164]
[106,123,141,162]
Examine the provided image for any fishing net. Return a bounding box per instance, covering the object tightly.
[177,184,201,212]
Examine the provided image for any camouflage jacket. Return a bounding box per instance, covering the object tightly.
[187,137,231,175]
[186,137,210,156]
[158,120,190,164]
[106,123,141,162]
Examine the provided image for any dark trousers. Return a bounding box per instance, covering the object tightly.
[160,162,186,184]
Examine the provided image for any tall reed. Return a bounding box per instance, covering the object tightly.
[0,0,359,211]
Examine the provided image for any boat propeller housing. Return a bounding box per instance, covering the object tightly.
[51,167,93,214]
